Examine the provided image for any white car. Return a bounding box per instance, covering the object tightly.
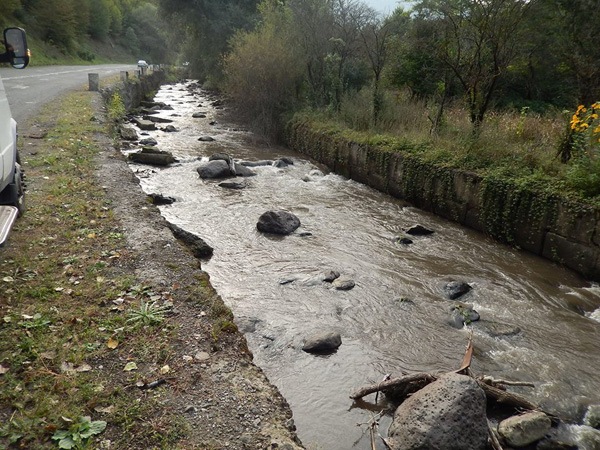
[0,27,29,246]
[137,60,148,69]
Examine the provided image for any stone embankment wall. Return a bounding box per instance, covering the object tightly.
[285,119,600,281]
[100,70,167,110]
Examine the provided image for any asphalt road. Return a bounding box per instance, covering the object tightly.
[0,64,135,124]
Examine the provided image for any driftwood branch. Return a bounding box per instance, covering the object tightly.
[350,373,437,400]
[481,376,535,388]
[456,331,474,374]
[487,418,504,450]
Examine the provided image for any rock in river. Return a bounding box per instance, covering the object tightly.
[302,331,342,353]
[332,277,355,291]
[219,181,246,190]
[498,411,552,447]
[139,137,158,146]
[447,302,480,328]
[405,224,434,236]
[119,125,138,141]
[128,147,175,166]
[443,280,472,300]
[257,211,301,235]
[197,160,231,179]
[167,223,213,258]
[387,373,488,450]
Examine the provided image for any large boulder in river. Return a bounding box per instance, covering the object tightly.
[257,211,301,235]
[387,373,488,450]
[197,160,231,179]
[498,411,552,447]
[302,331,341,353]
[167,223,213,258]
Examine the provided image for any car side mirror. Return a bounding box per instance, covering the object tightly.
[3,27,29,69]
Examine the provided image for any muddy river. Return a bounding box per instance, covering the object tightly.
[125,81,600,449]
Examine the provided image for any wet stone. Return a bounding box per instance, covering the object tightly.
[332,278,355,290]
[302,331,342,353]
[139,137,158,146]
[218,181,246,190]
[198,136,215,142]
[443,281,472,300]
[405,224,434,236]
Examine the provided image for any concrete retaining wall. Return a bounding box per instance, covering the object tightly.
[100,70,167,110]
[285,119,600,281]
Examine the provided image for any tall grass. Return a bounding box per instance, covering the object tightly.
[324,87,599,199]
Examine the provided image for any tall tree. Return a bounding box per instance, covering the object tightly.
[413,0,532,127]
[158,0,260,80]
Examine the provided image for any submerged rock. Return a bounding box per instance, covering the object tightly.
[241,160,273,167]
[387,373,488,450]
[162,125,178,132]
[475,320,521,338]
[302,332,342,353]
[395,236,413,245]
[257,211,301,235]
[193,113,207,118]
[498,411,552,447]
[218,181,246,190]
[133,118,155,131]
[143,115,174,124]
[198,136,215,142]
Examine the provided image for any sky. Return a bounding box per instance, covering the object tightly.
[363,0,412,14]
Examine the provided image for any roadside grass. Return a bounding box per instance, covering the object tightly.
[0,90,191,449]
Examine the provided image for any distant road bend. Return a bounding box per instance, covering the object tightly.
[0,64,135,124]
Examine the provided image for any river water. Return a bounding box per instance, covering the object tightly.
[126,81,600,449]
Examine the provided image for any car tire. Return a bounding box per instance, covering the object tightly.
[6,158,25,216]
